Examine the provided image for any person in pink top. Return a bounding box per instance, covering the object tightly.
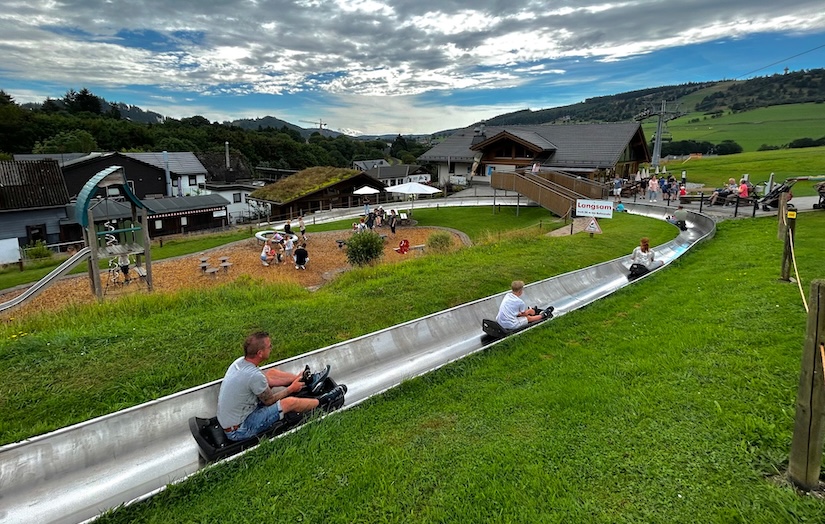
[725,178,749,206]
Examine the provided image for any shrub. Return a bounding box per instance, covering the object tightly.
[345,231,384,266]
[24,240,52,260]
[426,231,454,253]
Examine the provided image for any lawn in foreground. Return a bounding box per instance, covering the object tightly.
[0,210,671,445]
[96,212,825,523]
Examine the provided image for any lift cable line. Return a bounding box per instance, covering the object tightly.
[734,42,825,80]
[634,100,686,168]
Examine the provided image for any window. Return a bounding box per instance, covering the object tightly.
[233,192,242,203]
[448,160,455,174]
[172,178,178,187]
[189,175,197,186]
[154,220,163,229]
[127,180,135,193]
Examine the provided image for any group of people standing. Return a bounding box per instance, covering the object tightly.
[354,208,400,234]
[260,216,310,270]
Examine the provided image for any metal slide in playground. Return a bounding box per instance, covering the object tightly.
[0,205,716,524]
[0,246,92,314]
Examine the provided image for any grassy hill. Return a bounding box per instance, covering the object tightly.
[660,147,825,196]
[643,102,825,152]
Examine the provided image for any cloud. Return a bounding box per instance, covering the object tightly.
[2,0,825,133]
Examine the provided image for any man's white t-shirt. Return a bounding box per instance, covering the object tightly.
[496,292,528,330]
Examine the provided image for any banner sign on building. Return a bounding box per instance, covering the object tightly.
[576,199,614,219]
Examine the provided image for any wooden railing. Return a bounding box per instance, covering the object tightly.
[490,171,606,218]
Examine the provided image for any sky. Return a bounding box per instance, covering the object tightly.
[2,1,825,136]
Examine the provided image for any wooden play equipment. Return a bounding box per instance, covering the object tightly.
[76,166,154,298]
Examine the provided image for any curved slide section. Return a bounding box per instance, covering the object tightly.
[0,207,715,524]
[0,247,92,314]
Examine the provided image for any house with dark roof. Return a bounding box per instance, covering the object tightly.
[194,152,273,224]
[0,160,71,255]
[363,164,431,187]
[248,167,385,221]
[56,152,208,199]
[418,122,650,185]
[353,159,390,171]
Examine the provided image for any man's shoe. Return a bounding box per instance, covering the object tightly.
[317,384,347,408]
[306,364,331,394]
[542,306,555,319]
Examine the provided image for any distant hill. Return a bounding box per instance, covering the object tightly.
[476,69,825,129]
[228,116,338,139]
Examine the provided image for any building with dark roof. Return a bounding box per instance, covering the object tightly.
[362,164,431,187]
[58,152,208,199]
[418,122,650,185]
[0,160,71,253]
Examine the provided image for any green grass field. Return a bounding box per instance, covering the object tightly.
[641,102,825,152]
[659,147,825,197]
[3,205,825,521]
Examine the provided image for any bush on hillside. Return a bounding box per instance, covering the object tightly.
[345,231,384,266]
[426,231,454,253]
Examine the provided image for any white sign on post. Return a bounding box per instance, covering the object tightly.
[0,238,21,265]
[576,199,614,219]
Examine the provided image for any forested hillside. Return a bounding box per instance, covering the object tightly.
[0,90,429,169]
[485,68,825,125]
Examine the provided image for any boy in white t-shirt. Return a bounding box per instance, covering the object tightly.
[495,280,553,330]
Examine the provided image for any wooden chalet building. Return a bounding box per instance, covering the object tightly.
[248,167,385,221]
[418,122,650,185]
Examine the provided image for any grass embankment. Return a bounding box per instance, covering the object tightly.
[0,207,670,445]
[660,147,825,197]
[87,213,825,521]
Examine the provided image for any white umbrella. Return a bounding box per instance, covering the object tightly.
[386,182,441,215]
[353,186,381,195]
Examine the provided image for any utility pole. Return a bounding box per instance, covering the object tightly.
[635,100,684,168]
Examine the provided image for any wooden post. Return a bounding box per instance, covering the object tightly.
[778,192,790,241]
[789,280,825,490]
[141,207,153,292]
[779,210,796,282]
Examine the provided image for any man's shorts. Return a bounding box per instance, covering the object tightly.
[225,400,283,441]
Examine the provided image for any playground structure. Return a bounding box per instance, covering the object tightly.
[0,166,153,314]
[77,166,153,298]
[0,202,716,524]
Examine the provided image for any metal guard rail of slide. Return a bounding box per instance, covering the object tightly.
[0,247,92,314]
[0,205,716,524]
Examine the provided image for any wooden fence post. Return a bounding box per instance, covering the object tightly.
[779,210,796,281]
[789,280,825,490]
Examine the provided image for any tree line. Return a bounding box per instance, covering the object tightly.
[0,90,431,170]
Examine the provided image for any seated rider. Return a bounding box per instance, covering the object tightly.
[495,280,553,330]
[666,205,688,231]
[628,237,663,277]
[216,331,345,442]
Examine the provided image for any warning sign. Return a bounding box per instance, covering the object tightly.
[584,217,602,234]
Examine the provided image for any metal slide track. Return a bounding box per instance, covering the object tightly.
[0,247,92,314]
[0,206,716,524]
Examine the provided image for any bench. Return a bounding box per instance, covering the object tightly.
[204,267,220,277]
[133,266,147,278]
[410,244,425,253]
[399,212,410,225]
[220,262,232,273]
[199,262,209,272]
[336,239,347,248]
